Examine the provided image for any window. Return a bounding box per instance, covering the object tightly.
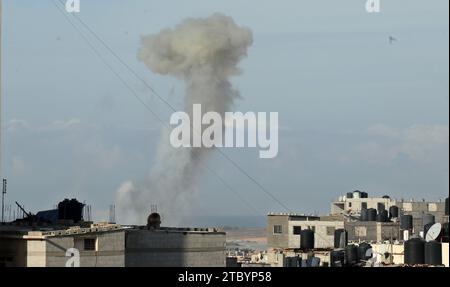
[354,226,367,237]
[348,202,352,208]
[273,225,282,234]
[84,238,96,251]
[403,203,412,212]
[377,203,385,211]
[293,226,302,235]
[326,226,335,236]
[361,202,367,210]
[428,203,438,212]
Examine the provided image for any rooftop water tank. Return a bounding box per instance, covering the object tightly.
[446,197,449,216]
[345,244,358,266]
[334,229,348,248]
[376,210,388,222]
[442,222,449,240]
[57,198,84,223]
[360,209,368,221]
[330,251,345,267]
[353,191,361,199]
[404,238,425,265]
[360,192,368,198]
[367,208,377,221]
[357,242,372,261]
[300,229,315,250]
[400,215,413,230]
[422,214,435,227]
[388,206,399,219]
[425,241,442,266]
[147,212,161,229]
[346,192,353,199]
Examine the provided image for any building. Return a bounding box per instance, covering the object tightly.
[0,199,227,267]
[331,195,396,215]
[344,221,401,242]
[267,213,343,249]
[125,226,226,267]
[0,223,125,267]
[331,191,446,233]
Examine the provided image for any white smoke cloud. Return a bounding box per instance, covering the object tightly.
[116,14,253,225]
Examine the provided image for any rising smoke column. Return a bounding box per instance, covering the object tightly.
[117,14,253,225]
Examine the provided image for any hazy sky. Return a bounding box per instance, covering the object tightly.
[1,0,448,225]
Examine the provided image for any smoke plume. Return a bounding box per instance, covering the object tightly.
[116,13,253,225]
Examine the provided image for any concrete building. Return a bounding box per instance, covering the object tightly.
[345,221,401,242]
[331,196,396,215]
[0,223,125,267]
[267,213,343,249]
[1,224,227,267]
[331,191,446,233]
[125,227,226,267]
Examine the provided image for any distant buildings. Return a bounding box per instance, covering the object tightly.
[261,191,449,267]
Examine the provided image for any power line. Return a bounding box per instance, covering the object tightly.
[52,0,291,213]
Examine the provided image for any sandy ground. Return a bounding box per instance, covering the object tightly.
[225,228,267,244]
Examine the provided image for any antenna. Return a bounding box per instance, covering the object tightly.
[151,204,158,213]
[1,178,6,223]
[109,204,115,224]
[0,0,3,203]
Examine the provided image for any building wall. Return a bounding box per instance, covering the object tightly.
[45,230,125,267]
[443,243,449,267]
[267,215,342,249]
[371,243,404,265]
[0,237,27,267]
[267,216,290,249]
[26,234,46,267]
[288,221,343,249]
[125,229,226,267]
[400,201,446,233]
[331,198,397,215]
[345,222,401,242]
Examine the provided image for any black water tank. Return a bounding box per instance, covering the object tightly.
[422,214,435,227]
[334,229,348,248]
[377,203,386,212]
[57,198,84,223]
[401,215,413,230]
[443,222,449,238]
[367,208,377,221]
[358,242,372,261]
[360,192,368,198]
[377,210,389,222]
[425,241,442,266]
[330,251,345,267]
[446,197,449,216]
[345,244,358,266]
[388,206,399,218]
[404,238,425,265]
[346,192,353,199]
[147,212,161,229]
[360,209,368,221]
[300,229,315,250]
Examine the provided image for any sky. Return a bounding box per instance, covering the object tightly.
[1,0,449,226]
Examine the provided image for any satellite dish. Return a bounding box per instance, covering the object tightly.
[425,223,442,242]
